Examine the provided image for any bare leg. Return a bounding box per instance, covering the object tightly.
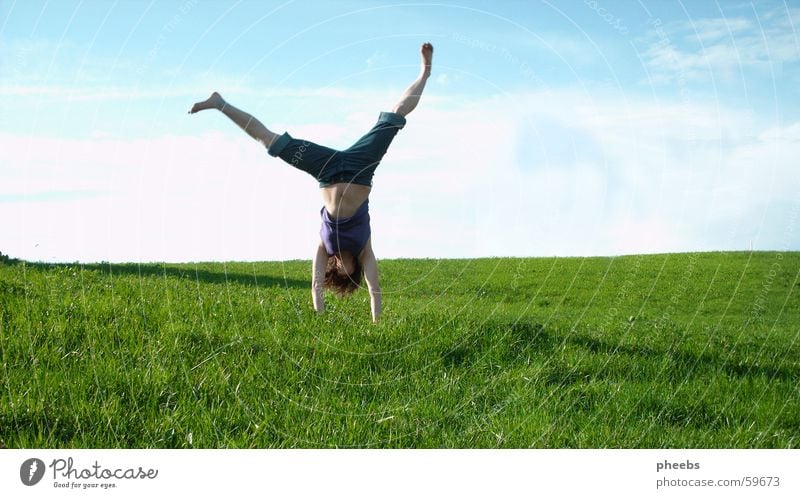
[392,42,433,117]
[189,92,279,148]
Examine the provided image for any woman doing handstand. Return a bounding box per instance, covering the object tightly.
[189,43,433,323]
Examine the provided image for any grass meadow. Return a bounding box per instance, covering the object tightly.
[1,251,798,448]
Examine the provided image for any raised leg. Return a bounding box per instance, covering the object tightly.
[189,92,279,148]
[391,42,433,117]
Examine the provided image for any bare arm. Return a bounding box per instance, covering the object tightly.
[360,239,381,323]
[312,242,328,314]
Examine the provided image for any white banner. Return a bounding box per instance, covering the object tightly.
[2,449,798,497]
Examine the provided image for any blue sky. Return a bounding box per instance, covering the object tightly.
[1,0,799,262]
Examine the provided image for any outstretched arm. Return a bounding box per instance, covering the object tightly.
[360,239,381,323]
[312,242,328,314]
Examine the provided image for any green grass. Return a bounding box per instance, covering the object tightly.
[1,252,798,448]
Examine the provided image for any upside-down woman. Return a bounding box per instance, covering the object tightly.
[189,43,433,323]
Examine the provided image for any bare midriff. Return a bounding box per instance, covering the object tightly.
[320,183,371,219]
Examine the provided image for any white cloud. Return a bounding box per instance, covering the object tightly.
[686,17,753,43]
[365,50,388,70]
[640,6,800,83]
[2,86,798,263]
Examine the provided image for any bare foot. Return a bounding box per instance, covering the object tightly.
[420,42,433,77]
[189,91,225,114]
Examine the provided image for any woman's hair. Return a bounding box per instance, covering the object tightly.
[324,255,363,296]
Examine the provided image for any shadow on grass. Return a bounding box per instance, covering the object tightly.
[20,261,308,289]
[566,333,800,382]
[438,319,799,387]
[438,319,799,433]
[490,320,800,383]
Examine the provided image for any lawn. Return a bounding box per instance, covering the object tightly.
[1,251,798,448]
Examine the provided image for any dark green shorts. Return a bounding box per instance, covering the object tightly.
[267,112,406,187]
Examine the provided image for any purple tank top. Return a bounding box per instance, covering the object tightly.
[320,200,371,257]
